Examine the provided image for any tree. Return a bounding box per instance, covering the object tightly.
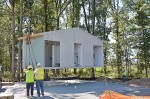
[17,0,23,81]
[95,0,111,75]
[133,1,150,78]
[107,0,128,76]
[53,0,72,29]
[10,0,16,81]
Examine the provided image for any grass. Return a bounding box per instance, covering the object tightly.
[2,65,150,81]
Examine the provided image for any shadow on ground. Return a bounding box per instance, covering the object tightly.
[30,96,54,99]
[0,88,6,93]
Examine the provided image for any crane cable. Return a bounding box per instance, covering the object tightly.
[104,72,112,99]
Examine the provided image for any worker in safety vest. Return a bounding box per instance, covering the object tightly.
[34,63,44,97]
[25,65,34,98]
[122,67,126,82]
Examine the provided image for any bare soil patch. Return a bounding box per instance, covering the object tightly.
[97,76,150,88]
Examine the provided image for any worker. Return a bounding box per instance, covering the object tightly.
[25,65,34,98]
[122,67,126,82]
[34,63,44,97]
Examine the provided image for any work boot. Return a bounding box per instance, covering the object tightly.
[42,93,44,96]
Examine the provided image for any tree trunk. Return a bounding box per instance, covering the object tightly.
[91,0,95,78]
[91,68,95,78]
[143,29,148,78]
[103,18,107,75]
[44,0,48,31]
[57,17,60,30]
[92,0,95,35]
[43,0,49,79]
[74,68,77,75]
[114,0,122,76]
[44,69,49,80]
[17,0,23,81]
[11,1,15,82]
[116,17,122,76]
[81,0,89,32]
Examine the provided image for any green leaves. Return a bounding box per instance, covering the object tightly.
[0,0,149,78]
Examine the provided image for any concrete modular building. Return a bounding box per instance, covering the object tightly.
[18,28,104,69]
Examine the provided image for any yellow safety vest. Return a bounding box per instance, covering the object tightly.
[34,67,44,80]
[26,70,34,83]
[122,69,126,76]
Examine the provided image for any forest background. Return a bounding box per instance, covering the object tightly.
[0,0,149,81]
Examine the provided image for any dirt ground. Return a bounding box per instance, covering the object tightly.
[97,76,150,88]
[124,78,150,88]
[1,79,150,99]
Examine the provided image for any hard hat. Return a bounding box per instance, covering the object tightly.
[37,63,41,67]
[28,65,33,69]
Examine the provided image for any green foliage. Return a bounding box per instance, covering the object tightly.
[131,1,150,78]
[129,69,135,77]
[2,71,12,80]
[138,63,145,73]
[0,0,149,79]
[134,72,143,78]
[61,72,72,77]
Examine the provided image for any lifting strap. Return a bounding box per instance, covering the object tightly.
[25,34,37,69]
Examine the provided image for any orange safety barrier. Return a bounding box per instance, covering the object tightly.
[99,90,150,99]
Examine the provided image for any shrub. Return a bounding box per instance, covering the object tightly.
[2,71,12,81]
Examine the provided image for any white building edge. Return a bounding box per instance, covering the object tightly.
[19,28,104,69]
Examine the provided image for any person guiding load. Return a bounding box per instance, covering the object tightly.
[122,67,126,82]
[25,65,34,98]
[34,63,44,97]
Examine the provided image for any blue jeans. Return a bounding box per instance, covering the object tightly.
[122,75,126,82]
[26,82,34,96]
[36,80,44,96]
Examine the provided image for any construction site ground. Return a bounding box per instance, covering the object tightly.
[1,79,150,99]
